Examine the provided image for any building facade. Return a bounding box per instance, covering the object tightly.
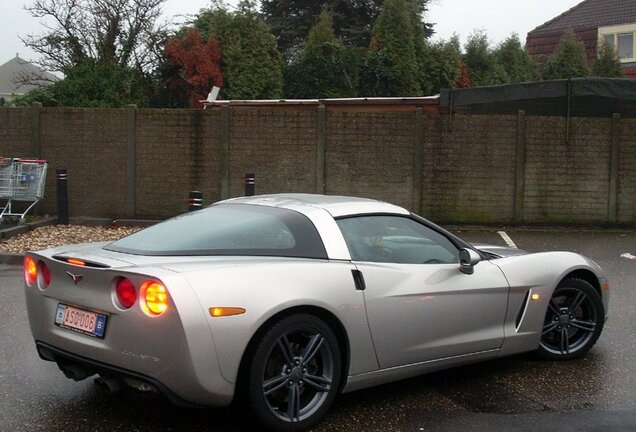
[0,55,58,106]
[526,0,636,78]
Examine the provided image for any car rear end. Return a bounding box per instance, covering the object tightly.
[24,245,234,407]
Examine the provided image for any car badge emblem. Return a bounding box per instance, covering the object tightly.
[66,271,84,285]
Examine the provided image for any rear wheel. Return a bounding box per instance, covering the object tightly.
[248,314,341,431]
[538,278,604,360]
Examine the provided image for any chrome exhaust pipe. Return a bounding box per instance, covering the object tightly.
[94,376,123,395]
[58,363,92,381]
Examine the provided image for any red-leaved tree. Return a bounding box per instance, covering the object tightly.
[165,29,223,108]
[455,61,471,88]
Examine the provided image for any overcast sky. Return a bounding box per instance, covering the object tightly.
[1,0,584,66]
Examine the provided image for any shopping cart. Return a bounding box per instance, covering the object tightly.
[0,158,48,222]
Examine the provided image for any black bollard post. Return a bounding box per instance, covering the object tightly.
[188,191,203,211]
[244,173,255,196]
[56,168,69,224]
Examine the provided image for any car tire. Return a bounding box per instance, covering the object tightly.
[247,314,341,432]
[537,278,604,360]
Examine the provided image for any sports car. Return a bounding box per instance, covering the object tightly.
[24,194,609,431]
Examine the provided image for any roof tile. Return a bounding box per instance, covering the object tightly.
[0,56,58,96]
[529,0,636,37]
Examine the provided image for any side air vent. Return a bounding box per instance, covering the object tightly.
[351,270,366,291]
[52,256,110,269]
[515,290,531,330]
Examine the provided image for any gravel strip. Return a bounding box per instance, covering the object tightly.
[0,225,142,253]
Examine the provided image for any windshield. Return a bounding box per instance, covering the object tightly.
[105,203,327,258]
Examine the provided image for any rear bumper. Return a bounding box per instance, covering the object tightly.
[36,341,205,408]
[25,258,236,407]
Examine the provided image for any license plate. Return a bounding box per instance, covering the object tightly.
[55,304,107,338]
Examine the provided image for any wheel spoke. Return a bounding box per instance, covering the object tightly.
[560,328,570,354]
[543,321,559,335]
[568,291,586,313]
[263,374,289,396]
[277,336,295,367]
[571,319,596,332]
[301,334,324,366]
[548,299,561,316]
[302,374,332,392]
[286,383,300,422]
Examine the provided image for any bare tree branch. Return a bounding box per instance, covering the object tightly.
[21,0,166,74]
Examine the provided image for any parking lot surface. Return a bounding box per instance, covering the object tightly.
[1,229,635,431]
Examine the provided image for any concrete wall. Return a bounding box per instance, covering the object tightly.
[0,103,633,226]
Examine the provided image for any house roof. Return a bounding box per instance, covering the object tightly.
[0,55,58,97]
[528,0,636,37]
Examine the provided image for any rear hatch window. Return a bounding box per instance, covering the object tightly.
[105,204,327,259]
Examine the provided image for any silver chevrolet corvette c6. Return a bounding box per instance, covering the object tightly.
[24,194,609,431]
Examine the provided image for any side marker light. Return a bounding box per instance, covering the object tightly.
[531,293,541,301]
[209,307,246,318]
[602,283,610,291]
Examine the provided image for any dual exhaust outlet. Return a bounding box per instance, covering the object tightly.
[57,362,156,396]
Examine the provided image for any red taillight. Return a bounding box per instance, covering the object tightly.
[24,256,37,286]
[39,261,51,288]
[116,278,136,309]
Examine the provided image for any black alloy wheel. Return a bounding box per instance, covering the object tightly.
[248,314,341,431]
[538,278,604,360]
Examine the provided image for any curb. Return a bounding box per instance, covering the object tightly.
[69,217,158,227]
[0,253,23,265]
[0,217,58,240]
[0,218,57,266]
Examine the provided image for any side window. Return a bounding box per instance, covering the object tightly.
[336,216,459,264]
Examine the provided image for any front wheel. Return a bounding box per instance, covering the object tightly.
[248,314,341,431]
[538,278,604,360]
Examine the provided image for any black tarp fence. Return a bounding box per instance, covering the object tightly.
[440,78,636,118]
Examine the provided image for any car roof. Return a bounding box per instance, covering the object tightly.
[221,194,410,218]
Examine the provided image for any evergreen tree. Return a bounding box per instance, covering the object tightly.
[151,40,191,108]
[493,34,539,83]
[421,36,462,94]
[543,30,590,80]
[463,30,508,86]
[408,0,435,94]
[261,0,432,60]
[284,9,357,98]
[193,1,283,100]
[592,41,624,78]
[361,0,422,96]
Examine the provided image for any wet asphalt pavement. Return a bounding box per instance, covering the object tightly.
[1,229,635,431]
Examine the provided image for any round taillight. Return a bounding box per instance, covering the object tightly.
[39,261,51,288]
[116,278,137,309]
[141,281,168,316]
[24,256,37,286]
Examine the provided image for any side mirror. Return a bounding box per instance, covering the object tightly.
[459,248,481,275]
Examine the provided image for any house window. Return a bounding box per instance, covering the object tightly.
[599,24,636,63]
[617,33,634,59]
